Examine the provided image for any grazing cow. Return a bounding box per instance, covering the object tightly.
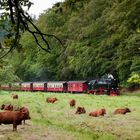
[69,99,76,107]
[75,106,86,114]
[89,108,106,117]
[0,109,31,131]
[15,106,30,125]
[113,108,131,115]
[1,104,13,111]
[46,97,58,103]
[11,93,18,99]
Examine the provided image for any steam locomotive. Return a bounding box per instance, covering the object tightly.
[0,74,119,96]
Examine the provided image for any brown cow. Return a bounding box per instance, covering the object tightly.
[75,106,86,114]
[46,97,58,103]
[11,93,18,99]
[1,104,13,111]
[69,99,76,107]
[15,106,30,125]
[0,109,31,131]
[89,108,106,117]
[113,108,131,115]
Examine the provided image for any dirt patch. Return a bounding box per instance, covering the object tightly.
[0,122,77,140]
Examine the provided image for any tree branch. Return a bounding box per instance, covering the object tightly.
[0,0,63,59]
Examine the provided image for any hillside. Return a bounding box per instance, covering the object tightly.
[1,0,140,87]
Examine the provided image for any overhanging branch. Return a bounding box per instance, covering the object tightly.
[0,0,63,59]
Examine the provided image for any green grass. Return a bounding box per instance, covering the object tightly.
[0,91,140,140]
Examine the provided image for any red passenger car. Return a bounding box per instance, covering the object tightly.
[21,82,33,91]
[33,82,47,91]
[67,81,88,93]
[47,81,67,92]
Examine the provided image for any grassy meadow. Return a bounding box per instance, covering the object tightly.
[0,91,140,140]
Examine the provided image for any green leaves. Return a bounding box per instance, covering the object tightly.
[0,65,20,84]
[127,73,140,84]
[1,0,140,87]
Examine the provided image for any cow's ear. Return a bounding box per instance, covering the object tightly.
[19,107,24,111]
[21,110,26,114]
[20,108,25,112]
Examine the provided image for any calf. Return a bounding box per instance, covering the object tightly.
[11,93,18,99]
[89,108,106,117]
[1,104,13,111]
[15,106,30,125]
[113,108,131,115]
[46,97,58,103]
[0,109,31,131]
[75,106,86,114]
[69,99,76,107]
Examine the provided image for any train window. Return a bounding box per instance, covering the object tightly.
[98,81,107,84]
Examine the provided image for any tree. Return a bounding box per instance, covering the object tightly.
[0,64,20,84]
[127,73,140,84]
[0,0,62,59]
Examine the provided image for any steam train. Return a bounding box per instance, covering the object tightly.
[0,75,119,96]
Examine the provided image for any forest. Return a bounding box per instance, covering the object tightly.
[0,0,140,88]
